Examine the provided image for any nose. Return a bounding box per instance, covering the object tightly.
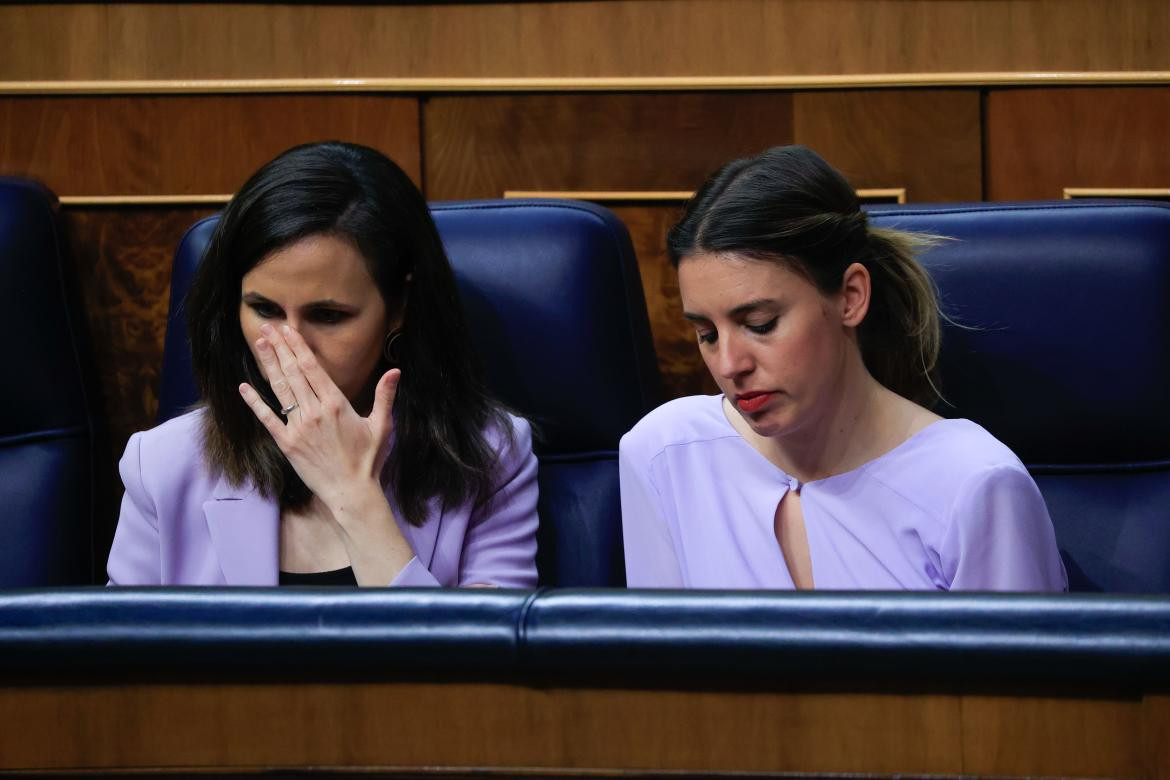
[713,332,754,380]
[280,317,318,355]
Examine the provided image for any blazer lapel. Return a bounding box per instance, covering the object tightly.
[203,477,279,585]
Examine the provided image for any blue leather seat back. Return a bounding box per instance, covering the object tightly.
[0,178,93,584]
[869,201,1170,592]
[158,200,660,587]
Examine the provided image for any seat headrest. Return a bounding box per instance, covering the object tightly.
[869,201,1170,466]
[0,178,89,438]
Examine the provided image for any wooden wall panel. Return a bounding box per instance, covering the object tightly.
[4,1,1170,82]
[0,95,421,195]
[0,680,1162,777]
[64,206,218,569]
[0,681,965,775]
[985,87,1170,200]
[424,93,795,199]
[425,92,795,400]
[609,204,719,401]
[793,90,983,202]
[426,91,982,400]
[1142,695,1170,778]
[960,695,1144,777]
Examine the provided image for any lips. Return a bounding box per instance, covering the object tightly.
[735,391,774,413]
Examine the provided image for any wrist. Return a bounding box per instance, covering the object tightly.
[322,479,388,527]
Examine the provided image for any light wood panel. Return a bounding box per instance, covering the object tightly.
[0,95,421,196]
[1142,695,1170,778]
[0,680,1162,777]
[959,695,1145,777]
[0,682,961,774]
[793,90,983,202]
[986,87,1170,200]
[4,1,1170,82]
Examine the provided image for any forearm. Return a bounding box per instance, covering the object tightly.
[326,482,415,587]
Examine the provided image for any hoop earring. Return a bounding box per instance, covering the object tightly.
[383,329,404,364]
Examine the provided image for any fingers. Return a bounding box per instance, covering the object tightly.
[253,332,297,414]
[259,324,319,412]
[368,368,401,437]
[278,325,346,406]
[238,383,286,441]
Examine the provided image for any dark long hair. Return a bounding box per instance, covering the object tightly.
[667,145,942,406]
[187,141,512,525]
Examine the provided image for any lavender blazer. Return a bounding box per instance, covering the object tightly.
[107,410,539,587]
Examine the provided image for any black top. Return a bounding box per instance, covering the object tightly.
[279,567,359,586]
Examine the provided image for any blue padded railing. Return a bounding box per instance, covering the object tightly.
[2,590,1168,686]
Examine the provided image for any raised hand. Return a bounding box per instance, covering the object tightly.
[238,323,399,508]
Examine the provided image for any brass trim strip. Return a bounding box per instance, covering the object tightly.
[57,189,901,207]
[59,194,233,206]
[5,72,1170,95]
[504,190,694,202]
[858,188,907,204]
[1064,187,1170,199]
[506,188,906,204]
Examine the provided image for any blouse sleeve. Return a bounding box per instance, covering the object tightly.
[939,463,1068,591]
[619,436,685,588]
[455,416,540,588]
[106,432,163,585]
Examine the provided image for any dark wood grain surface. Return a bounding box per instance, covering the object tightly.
[793,90,983,202]
[986,87,1170,200]
[5,0,1170,81]
[425,91,982,403]
[0,95,421,195]
[63,206,217,568]
[424,92,797,199]
[0,681,1165,777]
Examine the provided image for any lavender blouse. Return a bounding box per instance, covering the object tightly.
[619,395,1067,591]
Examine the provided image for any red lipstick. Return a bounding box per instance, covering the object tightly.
[736,392,774,413]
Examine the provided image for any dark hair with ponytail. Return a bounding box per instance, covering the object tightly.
[667,145,943,406]
[187,141,512,525]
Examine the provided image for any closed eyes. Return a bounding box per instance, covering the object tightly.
[695,316,779,345]
[245,300,354,326]
[746,316,779,335]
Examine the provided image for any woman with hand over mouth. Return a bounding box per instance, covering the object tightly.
[108,141,538,588]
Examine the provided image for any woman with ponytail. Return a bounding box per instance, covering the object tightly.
[620,146,1065,591]
[108,142,538,587]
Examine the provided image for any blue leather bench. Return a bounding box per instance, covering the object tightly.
[152,199,1170,593]
[870,201,1170,593]
[2,589,1168,684]
[0,178,94,585]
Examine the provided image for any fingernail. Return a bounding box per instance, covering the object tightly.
[256,338,269,351]
[281,325,292,335]
[260,324,273,336]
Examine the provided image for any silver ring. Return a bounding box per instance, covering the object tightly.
[279,402,299,416]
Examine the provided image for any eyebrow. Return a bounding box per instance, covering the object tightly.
[241,292,356,309]
[683,298,780,322]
